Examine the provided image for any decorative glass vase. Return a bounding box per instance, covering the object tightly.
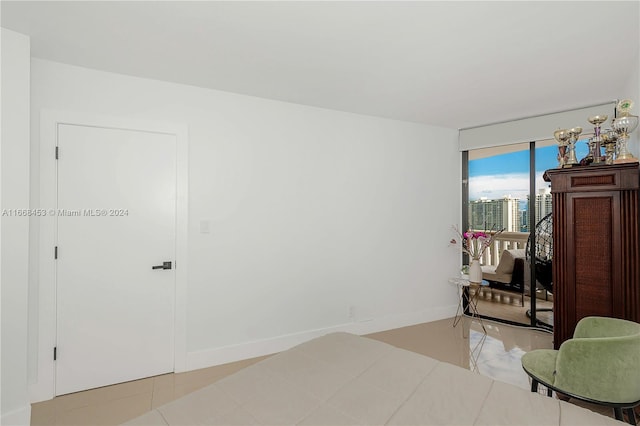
[469,259,482,284]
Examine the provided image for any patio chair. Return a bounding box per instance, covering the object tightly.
[481,249,526,306]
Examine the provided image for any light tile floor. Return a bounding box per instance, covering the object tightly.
[30,316,622,425]
[30,356,270,425]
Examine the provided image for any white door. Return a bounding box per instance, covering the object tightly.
[55,124,176,395]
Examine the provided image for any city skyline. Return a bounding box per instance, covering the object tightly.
[468,142,590,202]
[467,142,588,232]
[469,187,552,232]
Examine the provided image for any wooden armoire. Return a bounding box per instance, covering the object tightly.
[544,163,640,349]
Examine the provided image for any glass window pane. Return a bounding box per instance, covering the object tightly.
[533,139,557,329]
[468,142,529,233]
[468,143,530,325]
[534,139,555,227]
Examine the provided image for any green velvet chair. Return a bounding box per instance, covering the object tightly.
[521,316,640,424]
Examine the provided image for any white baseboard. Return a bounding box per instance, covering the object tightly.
[349,304,458,336]
[185,305,457,372]
[1,405,31,426]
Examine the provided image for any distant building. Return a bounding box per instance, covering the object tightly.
[519,208,528,232]
[534,187,552,226]
[469,196,521,232]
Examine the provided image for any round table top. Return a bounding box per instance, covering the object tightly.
[449,277,489,287]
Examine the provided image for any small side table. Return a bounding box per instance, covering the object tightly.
[449,277,488,337]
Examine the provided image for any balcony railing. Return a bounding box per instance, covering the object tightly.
[479,231,529,266]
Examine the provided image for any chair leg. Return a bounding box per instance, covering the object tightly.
[614,407,624,422]
[624,407,636,425]
[530,379,538,393]
[529,379,553,398]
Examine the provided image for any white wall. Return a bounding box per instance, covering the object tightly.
[1,28,32,425]
[29,59,461,391]
[622,28,639,157]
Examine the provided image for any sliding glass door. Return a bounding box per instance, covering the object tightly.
[464,136,591,328]
[459,102,616,329]
[466,143,532,325]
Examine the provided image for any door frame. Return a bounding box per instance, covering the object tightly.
[31,110,189,403]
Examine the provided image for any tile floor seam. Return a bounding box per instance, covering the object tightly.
[53,396,93,413]
[267,349,383,404]
[156,408,170,426]
[382,360,442,425]
[315,403,369,426]
[240,367,324,425]
[149,379,156,410]
[213,381,245,407]
[292,397,326,425]
[213,370,324,426]
[146,380,158,419]
[556,399,564,426]
[358,356,438,399]
[472,379,496,426]
[260,349,347,391]
[234,391,323,426]
[310,350,412,425]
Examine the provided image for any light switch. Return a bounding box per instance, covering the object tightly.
[200,220,211,234]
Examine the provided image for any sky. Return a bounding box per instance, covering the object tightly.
[468,142,590,202]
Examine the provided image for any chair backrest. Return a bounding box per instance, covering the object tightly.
[554,316,640,404]
[573,316,640,339]
[494,249,526,275]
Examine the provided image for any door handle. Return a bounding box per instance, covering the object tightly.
[152,261,172,270]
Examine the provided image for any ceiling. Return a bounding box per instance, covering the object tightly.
[2,1,639,130]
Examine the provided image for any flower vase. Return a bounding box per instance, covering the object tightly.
[469,259,482,284]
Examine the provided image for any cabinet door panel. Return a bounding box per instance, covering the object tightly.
[545,163,638,349]
[570,195,616,320]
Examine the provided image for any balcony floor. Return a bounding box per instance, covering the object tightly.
[474,287,553,327]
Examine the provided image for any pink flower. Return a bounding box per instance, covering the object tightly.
[450,225,505,261]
